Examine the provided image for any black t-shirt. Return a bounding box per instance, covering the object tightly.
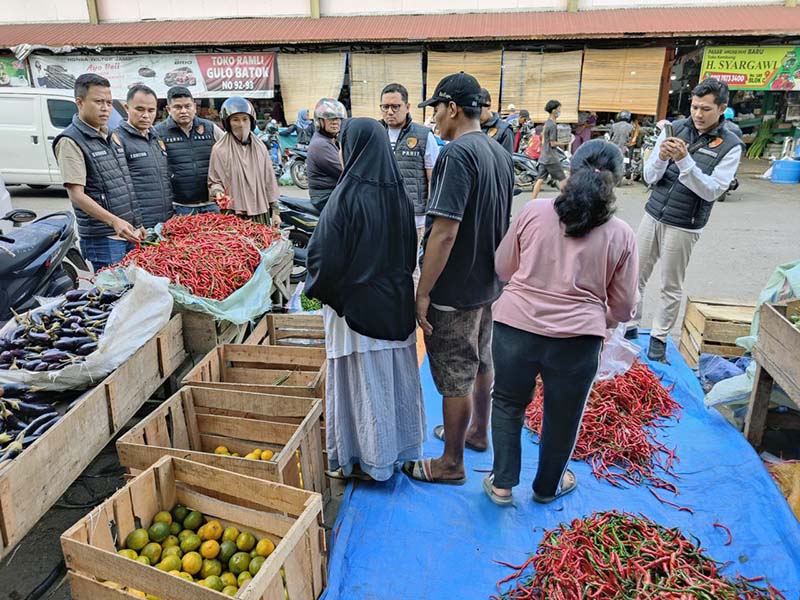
[422,131,514,310]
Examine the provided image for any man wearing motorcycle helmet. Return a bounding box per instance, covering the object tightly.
[208,96,280,226]
[307,97,347,212]
[610,110,635,150]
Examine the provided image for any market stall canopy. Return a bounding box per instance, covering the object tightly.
[426,50,502,118]
[501,50,582,123]
[3,6,798,48]
[350,52,424,125]
[579,47,667,115]
[277,52,346,125]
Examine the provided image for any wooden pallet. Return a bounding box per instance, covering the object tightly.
[245,313,325,348]
[0,315,186,561]
[117,386,326,497]
[679,297,756,368]
[182,345,326,399]
[61,456,326,600]
[744,300,800,447]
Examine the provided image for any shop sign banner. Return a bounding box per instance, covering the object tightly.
[0,57,30,87]
[30,52,275,98]
[701,46,800,91]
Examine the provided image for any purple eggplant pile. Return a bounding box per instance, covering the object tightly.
[0,286,129,373]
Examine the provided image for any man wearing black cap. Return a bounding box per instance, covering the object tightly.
[402,73,514,486]
[479,88,514,154]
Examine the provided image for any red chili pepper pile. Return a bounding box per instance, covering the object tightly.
[492,511,786,600]
[115,214,281,301]
[525,361,681,492]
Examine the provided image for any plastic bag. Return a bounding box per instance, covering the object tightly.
[596,324,640,381]
[737,259,800,351]
[288,280,322,315]
[698,354,746,393]
[0,266,172,391]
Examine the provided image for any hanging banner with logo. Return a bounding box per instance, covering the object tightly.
[29,52,275,98]
[0,57,30,87]
[701,46,800,91]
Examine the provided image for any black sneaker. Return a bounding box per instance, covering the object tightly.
[624,327,639,340]
[647,337,668,362]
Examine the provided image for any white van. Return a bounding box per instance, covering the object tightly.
[0,88,126,188]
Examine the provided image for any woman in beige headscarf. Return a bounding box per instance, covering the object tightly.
[208,96,281,226]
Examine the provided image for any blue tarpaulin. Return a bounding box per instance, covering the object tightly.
[322,334,800,600]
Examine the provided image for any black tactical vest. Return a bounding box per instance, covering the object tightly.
[154,116,216,205]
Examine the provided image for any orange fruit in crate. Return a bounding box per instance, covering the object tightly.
[172,505,189,523]
[218,540,237,564]
[221,572,237,587]
[169,522,182,536]
[153,511,173,526]
[228,551,251,575]
[203,520,223,541]
[204,576,225,592]
[237,571,253,587]
[148,522,170,544]
[222,586,238,596]
[249,556,265,576]
[183,510,203,531]
[222,527,240,543]
[260,450,274,461]
[201,540,220,559]
[118,549,138,560]
[136,556,151,566]
[236,532,256,552]
[214,446,229,455]
[125,529,150,551]
[201,558,223,579]
[182,551,203,575]
[156,554,182,573]
[178,572,194,582]
[256,538,275,558]
[141,542,162,564]
[162,546,183,560]
[180,534,202,553]
[178,529,194,543]
[168,570,182,576]
[163,535,180,549]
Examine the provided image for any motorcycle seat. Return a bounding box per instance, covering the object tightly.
[0,214,71,277]
[279,196,320,216]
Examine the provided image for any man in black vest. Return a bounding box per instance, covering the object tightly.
[380,83,440,281]
[155,87,224,215]
[115,84,174,228]
[478,88,514,154]
[54,74,143,271]
[628,78,743,362]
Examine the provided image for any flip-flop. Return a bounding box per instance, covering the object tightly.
[532,470,578,504]
[432,425,488,453]
[325,467,372,482]
[402,459,467,486]
[482,474,514,507]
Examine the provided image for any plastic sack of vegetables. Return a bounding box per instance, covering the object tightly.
[0,266,172,391]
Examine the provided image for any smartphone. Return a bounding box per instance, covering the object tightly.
[664,122,674,138]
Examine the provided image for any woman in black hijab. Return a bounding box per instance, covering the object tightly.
[306,117,426,482]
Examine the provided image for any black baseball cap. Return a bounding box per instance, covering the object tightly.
[418,72,486,109]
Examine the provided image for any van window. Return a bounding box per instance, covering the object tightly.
[47,99,78,128]
[0,97,36,127]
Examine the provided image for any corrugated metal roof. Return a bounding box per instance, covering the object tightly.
[0,6,798,48]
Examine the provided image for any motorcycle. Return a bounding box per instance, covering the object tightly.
[287,146,309,190]
[277,195,319,283]
[258,120,284,179]
[513,147,570,190]
[0,210,87,321]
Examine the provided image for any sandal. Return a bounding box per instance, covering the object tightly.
[325,467,372,482]
[432,425,488,453]
[482,474,514,507]
[401,459,467,486]
[532,470,578,504]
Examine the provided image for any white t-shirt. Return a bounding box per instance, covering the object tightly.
[323,305,416,360]
[387,128,439,228]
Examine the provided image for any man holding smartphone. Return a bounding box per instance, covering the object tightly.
[627,78,743,362]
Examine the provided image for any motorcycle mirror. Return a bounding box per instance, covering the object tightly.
[2,209,37,224]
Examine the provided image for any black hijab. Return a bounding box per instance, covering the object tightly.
[305,118,417,341]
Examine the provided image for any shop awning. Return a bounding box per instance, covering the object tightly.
[426,50,502,118]
[2,6,799,48]
[276,52,347,126]
[579,47,667,115]
[350,52,424,125]
[501,50,583,123]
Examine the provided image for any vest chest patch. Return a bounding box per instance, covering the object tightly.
[90,149,108,158]
[165,137,184,143]
[488,128,498,138]
[129,151,148,159]
[193,135,213,141]
[406,136,418,149]
[400,150,422,158]
[696,148,718,158]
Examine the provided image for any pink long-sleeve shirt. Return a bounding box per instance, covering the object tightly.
[493,198,639,339]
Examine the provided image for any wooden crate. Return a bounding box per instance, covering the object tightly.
[679,298,756,368]
[0,315,186,560]
[61,456,326,600]
[177,309,249,357]
[744,300,800,447]
[245,313,325,348]
[117,386,326,496]
[182,345,326,399]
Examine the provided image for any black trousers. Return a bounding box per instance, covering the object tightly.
[491,322,602,496]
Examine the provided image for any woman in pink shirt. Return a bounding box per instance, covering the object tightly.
[483,139,639,506]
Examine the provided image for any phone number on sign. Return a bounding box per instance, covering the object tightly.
[220,80,256,91]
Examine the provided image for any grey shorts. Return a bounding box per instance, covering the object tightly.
[425,304,493,397]
[536,161,566,182]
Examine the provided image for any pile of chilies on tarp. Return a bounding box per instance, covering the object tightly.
[525,361,688,509]
[112,214,282,301]
[491,511,786,600]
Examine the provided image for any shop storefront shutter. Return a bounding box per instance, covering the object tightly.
[277,52,347,121]
[579,47,667,115]
[501,50,583,123]
[350,52,425,124]
[426,51,502,118]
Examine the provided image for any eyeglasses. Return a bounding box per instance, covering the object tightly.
[380,104,404,112]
